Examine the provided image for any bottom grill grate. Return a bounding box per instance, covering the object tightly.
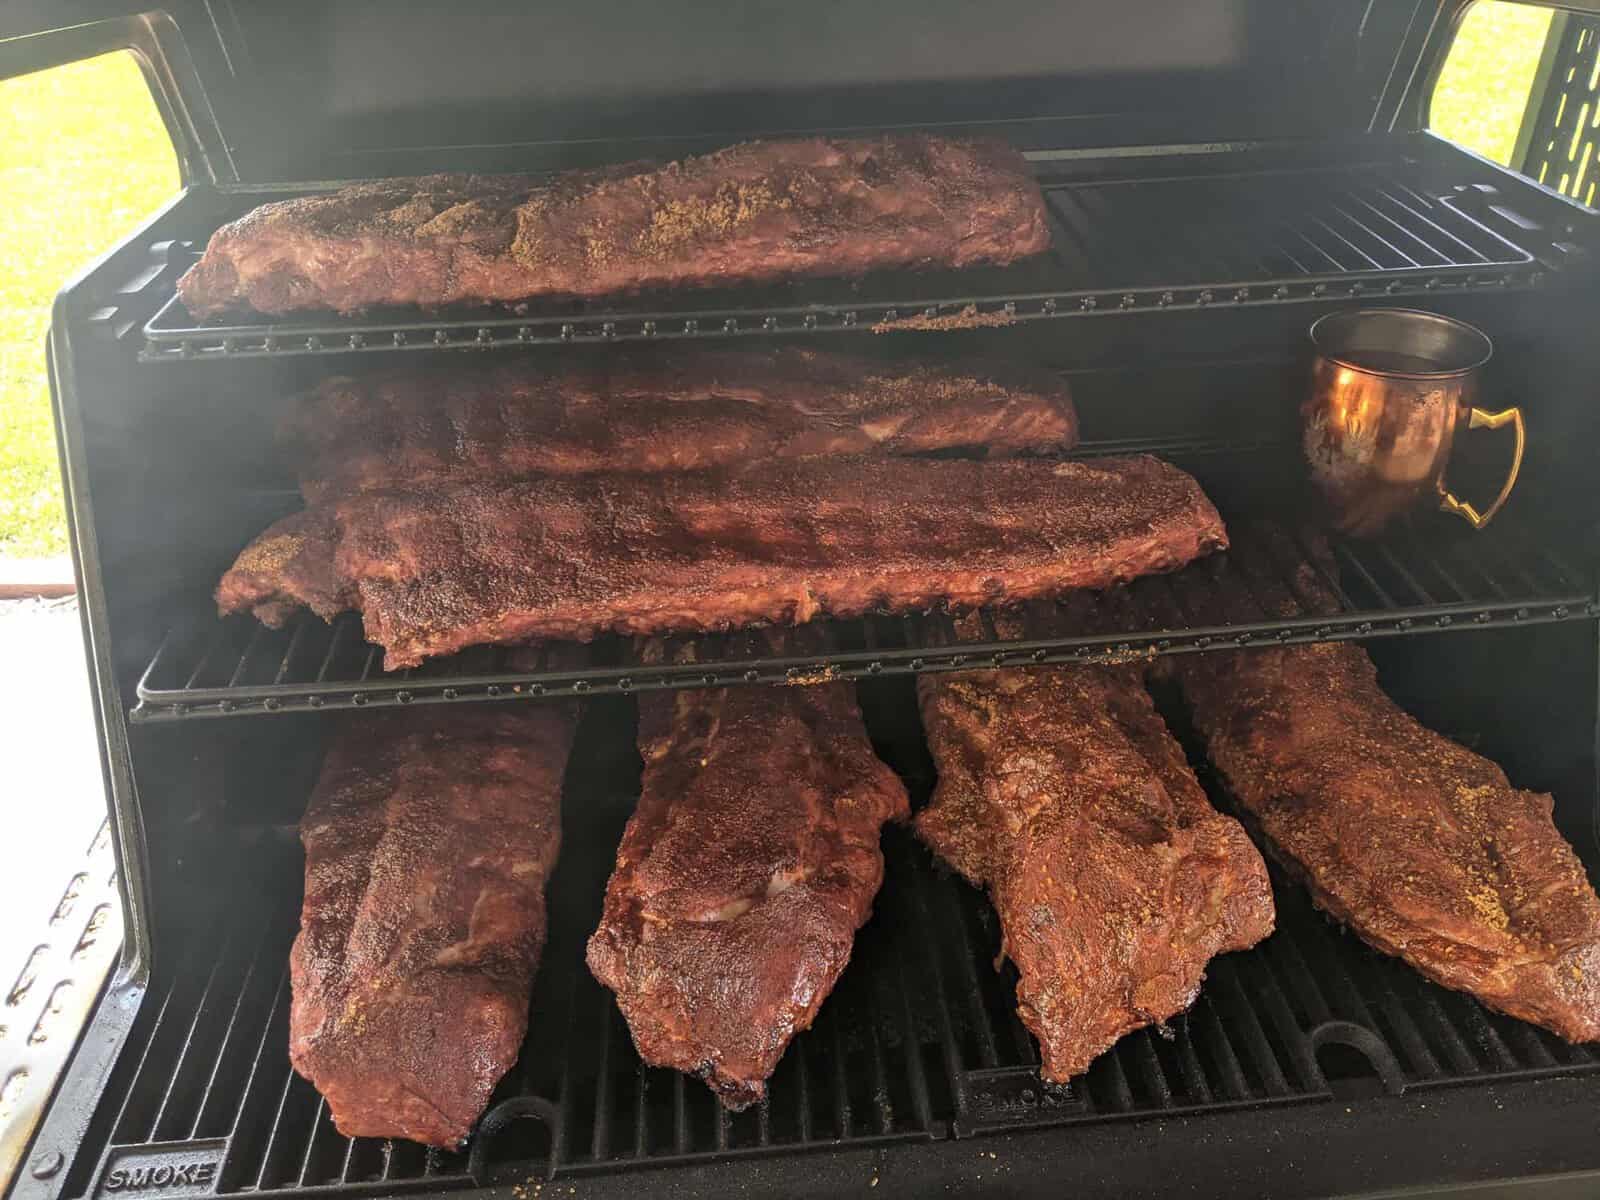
[60,756,1600,1197]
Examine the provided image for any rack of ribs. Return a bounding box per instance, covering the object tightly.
[286,349,1078,501]
[216,453,1227,669]
[586,670,908,1108]
[177,134,1050,316]
[289,705,578,1147]
[1169,526,1600,1043]
[916,654,1274,1081]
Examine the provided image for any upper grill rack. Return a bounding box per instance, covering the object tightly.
[130,518,1599,723]
[136,149,1574,361]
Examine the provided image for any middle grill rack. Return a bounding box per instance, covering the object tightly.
[131,518,1597,723]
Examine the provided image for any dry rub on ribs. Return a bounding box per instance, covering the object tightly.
[289,705,577,1147]
[286,349,1079,501]
[916,660,1274,1081]
[216,453,1227,669]
[587,674,908,1108]
[1172,526,1600,1043]
[177,134,1050,317]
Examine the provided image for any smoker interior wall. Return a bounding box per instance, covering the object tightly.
[191,0,1416,179]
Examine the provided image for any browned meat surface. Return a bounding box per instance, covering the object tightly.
[916,665,1274,1080]
[587,680,908,1108]
[177,135,1049,317]
[287,349,1077,501]
[289,706,578,1147]
[1172,528,1600,1043]
[216,453,1226,669]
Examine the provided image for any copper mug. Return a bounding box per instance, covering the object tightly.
[1303,308,1524,536]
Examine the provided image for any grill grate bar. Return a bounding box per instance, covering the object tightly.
[1372,542,1437,606]
[216,965,293,1192]
[1343,190,1447,265]
[589,1006,618,1162]
[916,863,1000,1071]
[1172,1018,1215,1105]
[1292,924,1381,1031]
[1411,538,1476,603]
[1129,1032,1174,1108]
[295,1100,329,1187]
[1370,177,1497,264]
[673,1074,689,1155]
[337,1129,359,1185]
[1362,965,1444,1081]
[106,979,184,1145]
[1411,989,1486,1076]
[182,624,231,690]
[148,938,240,1142]
[1265,934,1337,1028]
[256,1047,308,1189]
[1099,1044,1137,1112]
[1193,992,1251,1101]
[191,933,273,1138]
[793,1040,814,1143]
[1450,996,1522,1073]
[1209,960,1299,1100]
[861,982,893,1136]
[891,935,937,1134]
[1332,542,1397,609]
[828,1007,853,1138]
[632,1065,650,1160]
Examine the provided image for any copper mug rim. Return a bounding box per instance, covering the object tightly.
[1308,307,1494,380]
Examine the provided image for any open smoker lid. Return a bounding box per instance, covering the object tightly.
[173,0,1443,182]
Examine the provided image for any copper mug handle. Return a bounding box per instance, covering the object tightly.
[1437,405,1525,530]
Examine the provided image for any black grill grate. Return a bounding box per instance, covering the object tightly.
[60,818,1600,1199]
[131,511,1598,723]
[135,150,1567,361]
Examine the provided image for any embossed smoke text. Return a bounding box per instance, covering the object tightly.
[103,1162,217,1192]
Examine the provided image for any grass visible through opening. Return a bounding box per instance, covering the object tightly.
[0,51,178,559]
[1431,1,1555,168]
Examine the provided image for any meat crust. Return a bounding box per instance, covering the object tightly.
[916,666,1274,1080]
[286,349,1078,501]
[216,454,1227,669]
[586,682,908,1108]
[288,706,578,1147]
[177,134,1050,316]
[1173,528,1600,1043]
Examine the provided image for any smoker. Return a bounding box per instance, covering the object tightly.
[9,1,1600,1197]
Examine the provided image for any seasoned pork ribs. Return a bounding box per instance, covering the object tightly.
[289,706,577,1146]
[587,682,908,1108]
[286,349,1078,501]
[216,453,1227,669]
[1172,528,1600,1043]
[917,664,1274,1079]
[178,134,1049,316]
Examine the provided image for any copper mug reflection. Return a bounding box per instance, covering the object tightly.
[1304,308,1524,536]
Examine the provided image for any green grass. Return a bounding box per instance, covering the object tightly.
[1431,1,1555,167]
[0,52,178,558]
